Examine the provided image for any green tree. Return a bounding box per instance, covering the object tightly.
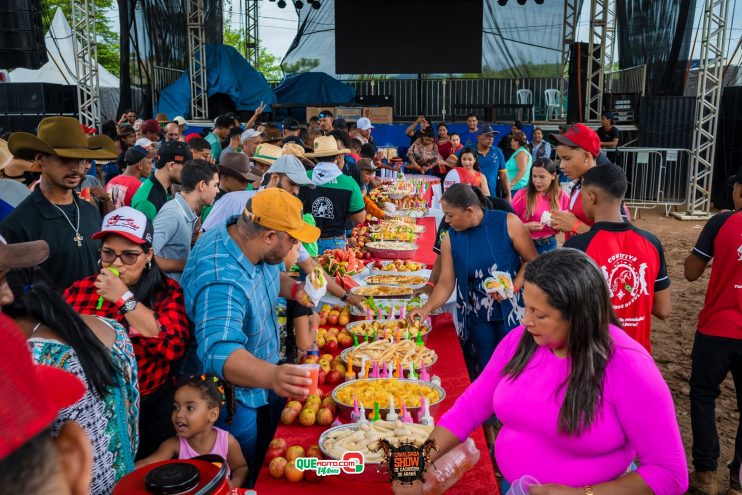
[223,21,284,82]
[283,57,320,75]
[41,0,120,76]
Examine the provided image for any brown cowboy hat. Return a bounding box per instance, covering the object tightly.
[305,135,350,158]
[264,126,283,143]
[9,116,119,161]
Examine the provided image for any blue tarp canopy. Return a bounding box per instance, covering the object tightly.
[274,72,355,104]
[156,44,276,119]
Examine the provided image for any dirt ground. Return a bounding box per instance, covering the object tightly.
[634,208,737,491]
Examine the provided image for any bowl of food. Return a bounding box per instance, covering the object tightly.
[350,296,428,317]
[346,319,432,342]
[364,274,429,288]
[369,260,427,274]
[332,378,445,421]
[319,420,434,483]
[340,339,438,375]
[365,241,418,260]
[350,285,415,300]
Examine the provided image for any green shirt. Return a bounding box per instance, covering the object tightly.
[205,133,222,161]
[302,213,318,257]
[298,171,365,238]
[131,174,171,222]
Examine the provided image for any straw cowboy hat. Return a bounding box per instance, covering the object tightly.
[9,116,119,161]
[282,142,315,169]
[306,135,350,158]
[0,139,12,171]
[251,143,283,166]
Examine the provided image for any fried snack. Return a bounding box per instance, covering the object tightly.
[322,420,434,463]
[309,266,326,289]
[351,285,414,298]
[346,319,430,339]
[335,379,440,410]
[365,275,428,286]
[344,339,437,369]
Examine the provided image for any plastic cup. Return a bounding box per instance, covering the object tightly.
[506,475,541,495]
[299,364,320,395]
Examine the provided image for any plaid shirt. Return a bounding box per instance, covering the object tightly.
[181,215,281,409]
[64,275,190,396]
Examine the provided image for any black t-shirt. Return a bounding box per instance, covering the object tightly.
[597,126,619,145]
[433,197,515,254]
[498,133,515,161]
[280,299,315,364]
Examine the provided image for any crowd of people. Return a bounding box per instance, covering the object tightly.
[0,108,739,495]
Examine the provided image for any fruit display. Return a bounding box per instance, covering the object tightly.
[350,285,414,299]
[302,353,348,381]
[318,249,367,276]
[341,339,438,370]
[351,296,426,317]
[365,241,418,260]
[370,259,426,273]
[267,440,324,483]
[317,304,351,327]
[364,274,428,286]
[370,218,426,234]
[345,319,431,340]
[280,393,338,428]
[334,378,442,410]
[320,421,434,464]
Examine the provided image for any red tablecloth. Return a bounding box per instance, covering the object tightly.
[254,217,499,495]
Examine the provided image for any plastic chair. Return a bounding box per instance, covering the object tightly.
[516,89,533,122]
[545,89,561,120]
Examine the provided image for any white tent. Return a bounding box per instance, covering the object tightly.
[9,7,120,119]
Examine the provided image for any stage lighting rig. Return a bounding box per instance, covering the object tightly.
[294,0,304,8]
[277,0,287,7]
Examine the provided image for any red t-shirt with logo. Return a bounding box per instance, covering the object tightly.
[105,175,143,209]
[565,221,670,353]
[691,211,742,339]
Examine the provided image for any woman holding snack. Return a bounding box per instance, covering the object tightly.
[397,249,688,495]
[512,158,569,254]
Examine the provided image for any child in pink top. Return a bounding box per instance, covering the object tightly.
[512,158,569,254]
[135,375,248,488]
[405,250,688,495]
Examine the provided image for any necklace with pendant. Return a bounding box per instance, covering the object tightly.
[50,198,84,247]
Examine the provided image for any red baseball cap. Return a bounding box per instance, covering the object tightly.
[551,123,601,158]
[0,314,86,461]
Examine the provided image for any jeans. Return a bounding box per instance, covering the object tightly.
[462,317,509,380]
[690,331,742,476]
[317,237,346,255]
[217,391,285,487]
[534,236,557,255]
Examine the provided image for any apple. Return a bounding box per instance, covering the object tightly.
[326,370,342,385]
[328,328,339,337]
[280,407,298,425]
[319,312,328,326]
[265,446,285,466]
[317,369,327,385]
[338,314,350,326]
[321,304,332,312]
[269,457,288,478]
[321,354,333,362]
[327,312,338,325]
[317,407,334,426]
[316,336,326,349]
[318,359,331,373]
[306,445,323,459]
[325,340,338,352]
[299,408,316,426]
[286,401,303,413]
[302,355,319,364]
[338,332,353,348]
[332,362,346,374]
[285,461,304,482]
[321,397,336,411]
[286,445,305,463]
[270,438,287,452]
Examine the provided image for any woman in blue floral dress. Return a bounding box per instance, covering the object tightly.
[4,268,139,494]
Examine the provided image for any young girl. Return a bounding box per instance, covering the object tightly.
[135,375,248,488]
[512,158,569,254]
[280,242,318,363]
[443,147,491,196]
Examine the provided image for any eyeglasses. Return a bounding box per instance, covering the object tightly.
[278,232,299,245]
[100,248,145,265]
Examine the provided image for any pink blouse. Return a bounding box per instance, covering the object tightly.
[512,188,569,239]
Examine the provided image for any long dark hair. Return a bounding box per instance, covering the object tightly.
[502,249,619,435]
[525,158,560,218]
[4,267,117,398]
[456,146,481,172]
[441,183,492,210]
[177,374,237,425]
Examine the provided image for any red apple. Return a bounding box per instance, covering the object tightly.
[270,438,287,452]
[325,339,338,352]
[285,461,304,482]
[317,369,327,385]
[264,446,285,466]
[321,397,337,414]
[286,446,305,463]
[306,445,323,459]
[286,401,302,413]
[327,312,339,325]
[317,407,334,426]
[269,457,287,478]
[338,332,353,348]
[326,370,342,385]
[280,407,298,425]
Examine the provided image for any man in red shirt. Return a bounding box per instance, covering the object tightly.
[684,166,742,495]
[105,145,152,208]
[565,165,670,353]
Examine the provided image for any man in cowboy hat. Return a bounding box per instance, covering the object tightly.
[251,143,282,175]
[0,116,118,291]
[0,139,31,221]
[300,135,366,254]
[131,140,192,223]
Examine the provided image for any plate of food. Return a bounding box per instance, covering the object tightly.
[350,285,414,299]
[365,241,419,260]
[350,296,431,317]
[340,339,438,372]
[332,378,445,421]
[369,259,427,273]
[345,319,432,341]
[363,274,429,287]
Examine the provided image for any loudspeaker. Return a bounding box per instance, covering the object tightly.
[0,114,45,134]
[567,42,589,124]
[0,0,47,70]
[0,83,77,115]
[355,95,393,106]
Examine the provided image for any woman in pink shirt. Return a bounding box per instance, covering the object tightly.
[398,249,687,495]
[512,158,569,254]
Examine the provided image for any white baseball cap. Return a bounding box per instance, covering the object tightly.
[241,128,265,141]
[356,117,374,131]
[173,116,188,127]
[92,206,154,246]
[266,155,314,188]
[135,138,154,148]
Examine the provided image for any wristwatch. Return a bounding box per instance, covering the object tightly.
[341,291,350,302]
[119,298,138,315]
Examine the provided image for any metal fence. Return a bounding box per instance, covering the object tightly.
[614,147,692,215]
[151,66,185,110]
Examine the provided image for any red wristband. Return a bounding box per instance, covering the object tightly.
[291,282,301,300]
[571,221,582,233]
[426,281,436,289]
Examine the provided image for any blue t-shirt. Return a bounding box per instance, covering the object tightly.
[454,146,506,194]
[459,130,480,149]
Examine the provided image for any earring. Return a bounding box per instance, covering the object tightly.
[98,259,102,268]
[146,261,152,270]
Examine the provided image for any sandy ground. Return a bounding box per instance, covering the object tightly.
[635,208,737,492]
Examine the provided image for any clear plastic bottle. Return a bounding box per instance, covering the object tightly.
[306,340,320,358]
[421,438,480,495]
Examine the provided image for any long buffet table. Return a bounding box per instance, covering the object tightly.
[255,217,500,494]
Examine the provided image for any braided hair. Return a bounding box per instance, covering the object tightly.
[177,374,237,425]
